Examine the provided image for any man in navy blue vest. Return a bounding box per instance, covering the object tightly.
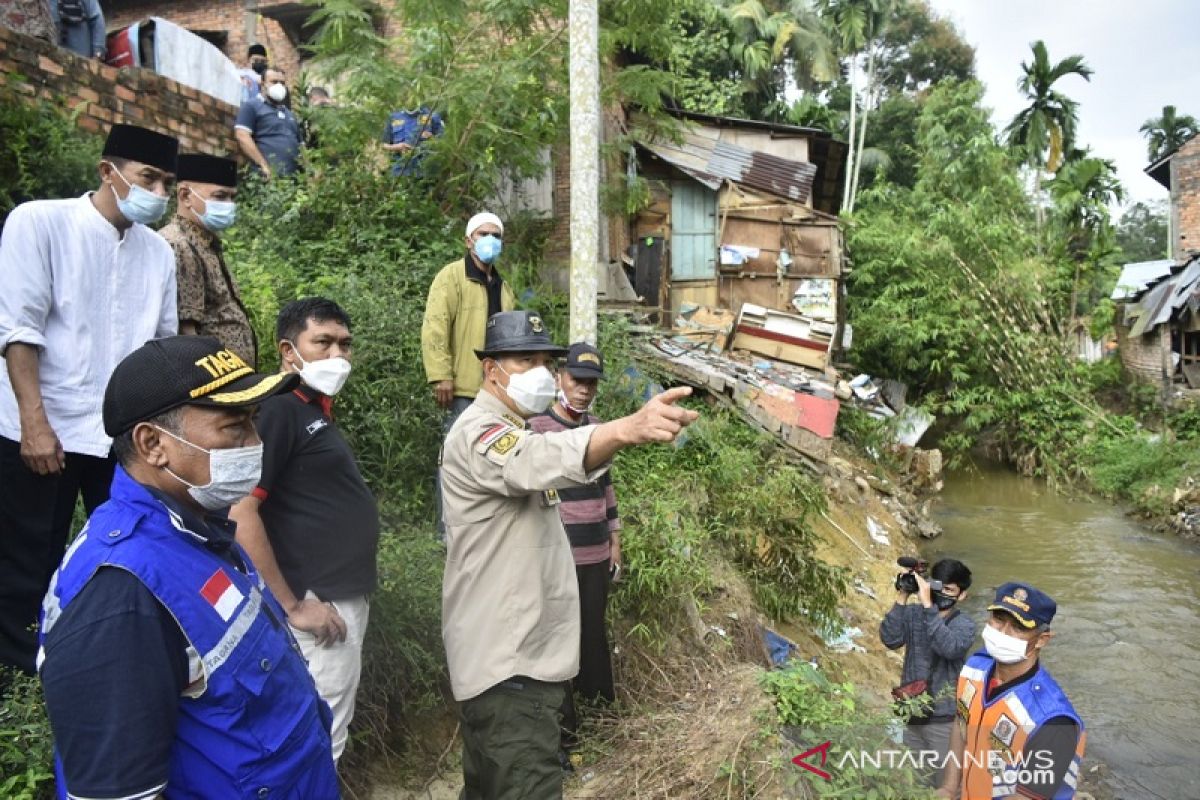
[38,336,340,800]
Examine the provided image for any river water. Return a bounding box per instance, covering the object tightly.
[930,465,1200,800]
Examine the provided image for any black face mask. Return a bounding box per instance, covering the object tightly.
[251,61,268,77]
[933,592,958,611]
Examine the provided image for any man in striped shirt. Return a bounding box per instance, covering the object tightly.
[528,342,620,756]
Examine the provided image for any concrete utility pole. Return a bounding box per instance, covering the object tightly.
[568,0,599,344]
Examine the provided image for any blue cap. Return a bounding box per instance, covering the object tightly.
[988,582,1056,628]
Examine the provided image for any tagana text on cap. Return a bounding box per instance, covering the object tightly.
[103,336,299,436]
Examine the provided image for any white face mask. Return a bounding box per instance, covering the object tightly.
[287,343,352,397]
[267,83,288,103]
[499,364,556,415]
[156,427,263,511]
[982,624,1032,665]
[557,389,593,416]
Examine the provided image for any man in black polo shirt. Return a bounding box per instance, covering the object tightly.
[230,297,379,762]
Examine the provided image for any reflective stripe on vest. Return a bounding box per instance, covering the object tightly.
[956,651,1085,800]
[39,469,341,799]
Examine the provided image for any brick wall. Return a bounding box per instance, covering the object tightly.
[1171,136,1200,261]
[1116,322,1170,385]
[104,0,303,85]
[0,23,237,157]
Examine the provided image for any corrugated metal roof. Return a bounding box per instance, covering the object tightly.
[1112,259,1175,300]
[637,132,817,203]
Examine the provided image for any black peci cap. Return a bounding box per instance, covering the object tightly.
[177,154,238,187]
[103,336,299,436]
[102,123,178,175]
[474,311,568,359]
[248,43,267,57]
[563,342,604,379]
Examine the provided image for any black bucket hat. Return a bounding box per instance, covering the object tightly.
[103,336,299,436]
[474,311,569,359]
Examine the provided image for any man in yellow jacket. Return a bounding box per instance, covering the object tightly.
[422,212,516,533]
[422,212,517,423]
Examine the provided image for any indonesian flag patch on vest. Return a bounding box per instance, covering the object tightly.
[200,568,245,621]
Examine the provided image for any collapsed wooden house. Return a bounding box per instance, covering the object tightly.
[624,110,849,370]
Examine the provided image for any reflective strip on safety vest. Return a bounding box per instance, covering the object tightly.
[202,586,262,674]
[1004,693,1037,734]
[961,664,987,683]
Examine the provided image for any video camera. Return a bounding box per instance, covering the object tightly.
[894,556,942,594]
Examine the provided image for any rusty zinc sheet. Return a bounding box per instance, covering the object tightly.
[638,131,817,203]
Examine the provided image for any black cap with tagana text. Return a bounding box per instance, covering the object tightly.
[564,342,604,379]
[103,336,299,436]
[475,311,569,359]
[102,123,178,175]
[988,582,1057,628]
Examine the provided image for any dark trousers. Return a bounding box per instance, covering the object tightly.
[560,559,615,748]
[459,677,565,800]
[0,436,114,673]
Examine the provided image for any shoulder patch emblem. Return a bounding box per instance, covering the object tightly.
[489,431,520,456]
[501,413,526,429]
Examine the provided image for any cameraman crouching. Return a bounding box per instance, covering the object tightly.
[879,558,976,787]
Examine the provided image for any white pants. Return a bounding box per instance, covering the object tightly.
[291,592,370,761]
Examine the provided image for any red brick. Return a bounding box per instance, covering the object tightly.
[115,84,137,102]
[37,55,63,76]
[79,116,101,132]
[123,103,144,120]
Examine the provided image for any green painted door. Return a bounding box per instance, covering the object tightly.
[670,179,717,280]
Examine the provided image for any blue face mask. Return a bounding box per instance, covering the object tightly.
[107,163,168,225]
[190,188,237,232]
[473,233,502,265]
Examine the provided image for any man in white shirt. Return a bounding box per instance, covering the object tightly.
[0,123,180,674]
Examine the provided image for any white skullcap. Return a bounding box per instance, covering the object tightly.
[466,212,503,237]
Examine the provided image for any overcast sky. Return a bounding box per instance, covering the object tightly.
[925,0,1197,206]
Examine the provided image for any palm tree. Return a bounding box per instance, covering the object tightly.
[1005,41,1093,174]
[1047,156,1125,318]
[1140,105,1199,163]
[725,0,839,113]
[816,0,894,212]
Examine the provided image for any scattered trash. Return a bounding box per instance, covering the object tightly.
[709,625,728,638]
[762,626,799,667]
[822,625,866,654]
[853,579,878,600]
[866,516,890,546]
[894,406,935,447]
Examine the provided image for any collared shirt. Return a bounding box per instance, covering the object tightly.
[440,390,607,701]
[0,194,178,457]
[159,216,257,367]
[251,384,379,601]
[48,0,105,57]
[384,107,444,177]
[235,96,303,175]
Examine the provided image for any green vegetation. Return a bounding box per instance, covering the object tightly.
[0,671,54,800]
[762,663,935,798]
[0,83,103,224]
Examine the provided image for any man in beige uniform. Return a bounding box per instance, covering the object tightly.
[442,311,698,800]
